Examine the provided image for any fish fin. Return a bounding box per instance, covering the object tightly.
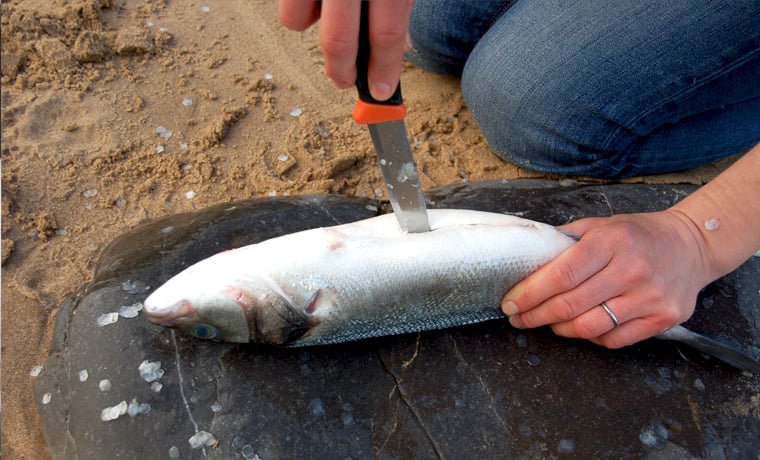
[304,287,338,318]
[656,325,760,373]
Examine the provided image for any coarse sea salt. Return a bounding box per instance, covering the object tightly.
[41,393,52,405]
[290,107,303,117]
[78,369,89,382]
[119,302,143,318]
[30,365,43,377]
[97,312,119,327]
[182,97,193,107]
[101,401,128,421]
[185,190,196,200]
[99,379,112,392]
[704,218,720,231]
[139,360,164,383]
[189,431,217,449]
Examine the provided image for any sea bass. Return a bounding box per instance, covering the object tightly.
[144,209,760,372]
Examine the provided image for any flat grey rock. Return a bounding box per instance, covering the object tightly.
[35,180,759,459]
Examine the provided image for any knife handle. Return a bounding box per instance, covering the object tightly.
[353,1,407,125]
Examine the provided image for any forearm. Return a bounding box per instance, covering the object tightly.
[670,143,760,280]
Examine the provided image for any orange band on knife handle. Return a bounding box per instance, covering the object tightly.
[353,100,407,124]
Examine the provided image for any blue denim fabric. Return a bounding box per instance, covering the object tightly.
[407,0,760,178]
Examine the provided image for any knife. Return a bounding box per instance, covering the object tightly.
[352,2,430,233]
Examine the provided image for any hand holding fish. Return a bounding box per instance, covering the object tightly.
[278,0,414,100]
[503,145,760,348]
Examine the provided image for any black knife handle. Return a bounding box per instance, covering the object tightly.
[355,1,403,106]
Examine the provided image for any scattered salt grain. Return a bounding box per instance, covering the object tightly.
[159,27,169,32]
[182,97,193,107]
[161,226,175,234]
[83,189,98,198]
[78,369,89,382]
[156,126,173,139]
[128,401,141,417]
[200,6,210,13]
[41,393,52,405]
[30,366,43,377]
[138,360,164,383]
[704,218,720,231]
[156,145,165,154]
[119,302,143,318]
[277,153,289,162]
[211,402,222,413]
[264,73,273,80]
[115,198,127,208]
[146,22,154,27]
[99,379,112,392]
[526,355,541,367]
[365,204,378,212]
[267,190,277,197]
[101,401,128,421]
[122,280,149,294]
[189,431,217,449]
[557,439,576,454]
[185,190,196,200]
[97,312,119,327]
[308,398,326,418]
[241,445,259,460]
[180,143,189,152]
[374,188,384,197]
[289,107,303,117]
[232,436,248,450]
[55,229,68,236]
[169,446,180,459]
[151,381,163,393]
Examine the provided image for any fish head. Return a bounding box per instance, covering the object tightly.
[144,257,311,345]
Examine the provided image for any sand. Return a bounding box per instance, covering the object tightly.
[0,1,729,458]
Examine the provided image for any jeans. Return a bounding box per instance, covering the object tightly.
[407,0,760,178]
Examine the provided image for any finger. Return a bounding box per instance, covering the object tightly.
[550,299,625,340]
[278,0,321,31]
[367,0,414,100]
[590,316,672,349]
[501,234,613,316]
[319,0,362,88]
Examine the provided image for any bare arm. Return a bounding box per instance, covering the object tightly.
[502,143,760,348]
[278,0,414,100]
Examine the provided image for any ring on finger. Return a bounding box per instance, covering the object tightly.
[600,302,620,328]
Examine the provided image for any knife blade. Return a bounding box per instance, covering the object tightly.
[352,2,429,233]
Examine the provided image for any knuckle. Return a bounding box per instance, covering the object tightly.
[552,296,577,322]
[547,263,578,292]
[321,34,355,58]
[370,26,407,49]
[573,316,599,340]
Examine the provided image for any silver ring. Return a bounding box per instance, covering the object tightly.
[600,302,620,328]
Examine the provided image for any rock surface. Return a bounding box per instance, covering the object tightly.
[35,181,759,459]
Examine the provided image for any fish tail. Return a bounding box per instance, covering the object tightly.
[656,325,760,373]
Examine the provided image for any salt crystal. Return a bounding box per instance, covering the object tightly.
[277,153,289,162]
[128,401,141,417]
[83,189,97,198]
[78,369,89,382]
[139,403,151,414]
[704,218,720,231]
[526,355,541,367]
[97,312,119,327]
[267,190,277,197]
[159,27,168,32]
[200,6,210,13]
[180,143,189,152]
[30,366,43,377]
[151,381,163,393]
[115,198,127,208]
[374,188,384,197]
[241,444,259,460]
[119,302,143,318]
[557,439,576,454]
[146,22,154,27]
[182,97,193,107]
[211,402,222,413]
[308,398,326,418]
[185,190,196,200]
[156,145,165,154]
[156,126,173,138]
[161,226,175,234]
[99,379,112,392]
[188,431,217,449]
[365,204,378,212]
[264,73,273,80]
[169,446,180,459]
[754,250,760,257]
[138,360,164,383]
[42,393,52,405]
[232,436,248,450]
[122,280,149,294]
[289,107,303,117]
[101,401,128,421]
[55,229,68,236]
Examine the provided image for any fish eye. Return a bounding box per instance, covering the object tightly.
[191,324,220,340]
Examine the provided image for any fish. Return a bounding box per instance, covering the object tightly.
[144,209,760,372]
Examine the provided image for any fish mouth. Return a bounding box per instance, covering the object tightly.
[143,298,196,326]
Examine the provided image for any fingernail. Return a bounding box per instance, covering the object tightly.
[370,82,392,101]
[509,315,523,329]
[502,300,519,316]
